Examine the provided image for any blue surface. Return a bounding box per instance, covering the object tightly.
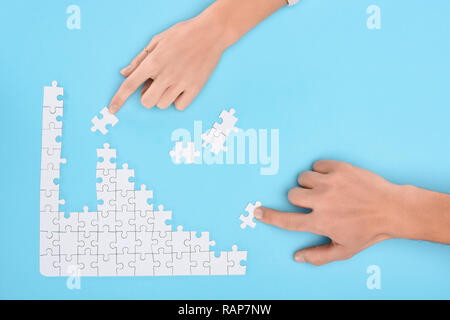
[1,0,449,299]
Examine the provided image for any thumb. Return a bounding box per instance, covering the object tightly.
[294,242,350,266]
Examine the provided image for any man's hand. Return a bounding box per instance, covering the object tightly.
[255,160,407,266]
[109,15,228,114]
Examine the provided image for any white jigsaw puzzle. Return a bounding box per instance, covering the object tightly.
[40,82,247,277]
[91,107,119,135]
[240,201,262,229]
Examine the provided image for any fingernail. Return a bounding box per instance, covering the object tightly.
[121,66,130,74]
[109,104,118,114]
[295,254,305,263]
[254,208,263,219]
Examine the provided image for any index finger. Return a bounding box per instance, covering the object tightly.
[255,207,315,233]
[109,67,149,114]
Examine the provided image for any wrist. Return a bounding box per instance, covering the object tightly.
[197,0,287,49]
[195,3,238,50]
[389,185,450,243]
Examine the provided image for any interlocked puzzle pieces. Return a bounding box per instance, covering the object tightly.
[240,201,262,229]
[202,108,239,155]
[91,107,119,135]
[169,141,201,164]
[40,82,247,276]
[40,81,66,213]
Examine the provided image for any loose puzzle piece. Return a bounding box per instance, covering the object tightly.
[201,127,228,155]
[91,107,119,135]
[214,108,239,136]
[239,201,262,229]
[170,141,201,164]
[201,108,239,155]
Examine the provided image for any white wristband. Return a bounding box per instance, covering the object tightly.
[287,0,299,6]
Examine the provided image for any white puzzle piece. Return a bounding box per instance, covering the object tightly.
[170,141,200,164]
[43,81,63,108]
[240,201,262,229]
[41,148,67,170]
[91,107,119,135]
[97,143,117,170]
[42,106,63,129]
[201,108,239,155]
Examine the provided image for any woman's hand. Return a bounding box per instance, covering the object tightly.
[256,160,450,266]
[109,0,287,114]
[109,15,229,113]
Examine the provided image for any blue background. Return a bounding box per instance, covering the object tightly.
[0,0,449,299]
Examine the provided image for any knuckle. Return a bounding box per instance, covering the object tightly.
[313,160,326,170]
[298,171,312,185]
[335,161,350,171]
[280,215,297,231]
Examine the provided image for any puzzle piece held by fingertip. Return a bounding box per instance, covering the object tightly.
[91,107,119,135]
[239,201,262,229]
